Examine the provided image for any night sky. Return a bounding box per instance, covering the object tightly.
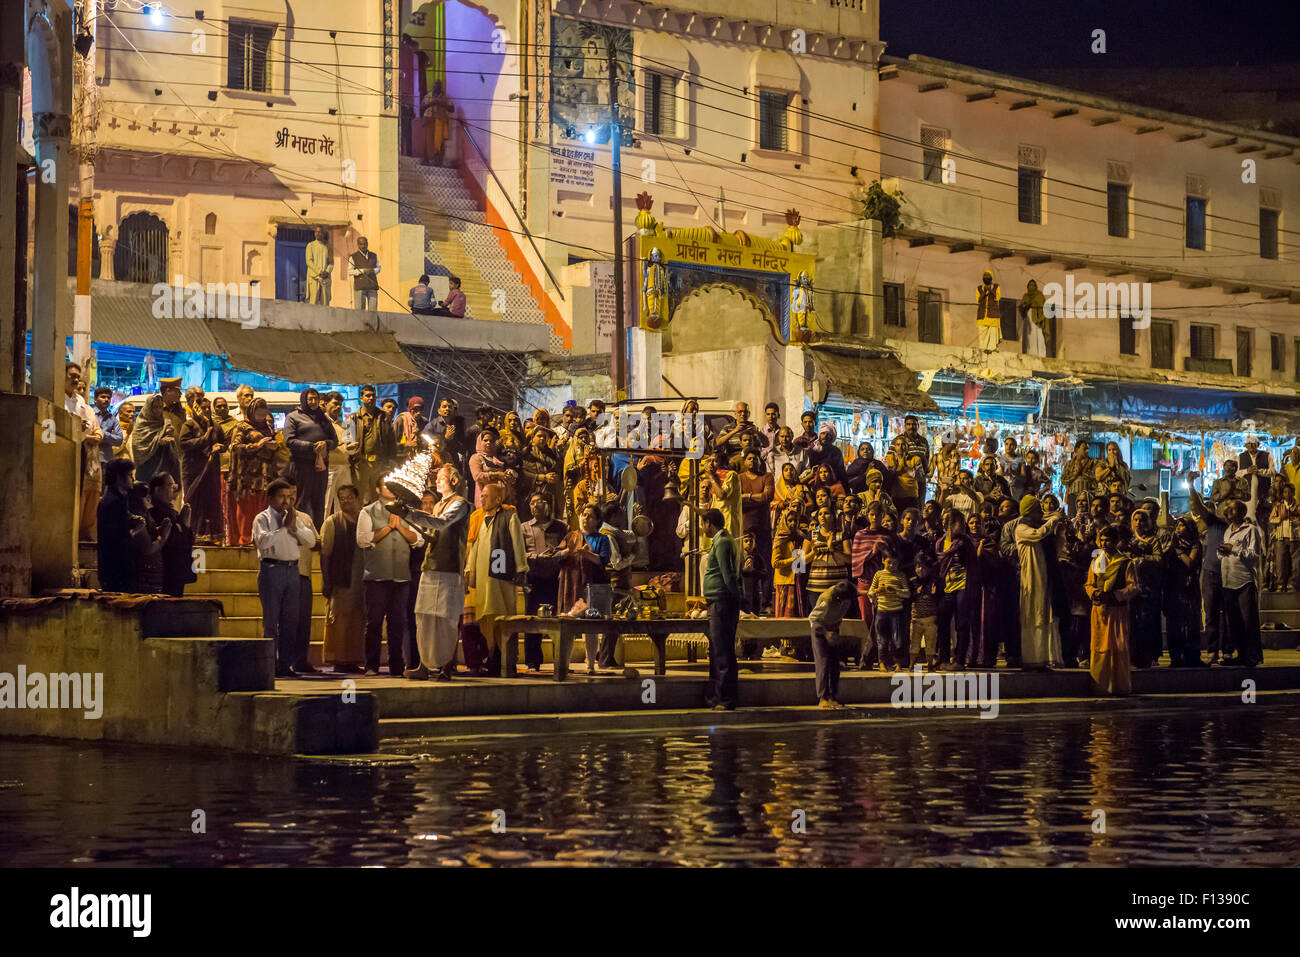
[881,0,1299,69]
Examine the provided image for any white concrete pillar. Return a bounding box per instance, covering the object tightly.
[627,326,662,401]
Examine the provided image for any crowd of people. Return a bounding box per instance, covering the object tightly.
[69,363,1278,707]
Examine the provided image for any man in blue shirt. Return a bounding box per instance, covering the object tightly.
[408,274,435,315]
[92,387,124,467]
[702,507,741,710]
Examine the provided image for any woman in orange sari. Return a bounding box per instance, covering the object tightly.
[1085,525,1139,695]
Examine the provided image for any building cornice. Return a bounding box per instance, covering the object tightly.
[881,54,1300,159]
[554,0,885,64]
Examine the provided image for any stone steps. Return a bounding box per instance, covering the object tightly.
[396,156,553,344]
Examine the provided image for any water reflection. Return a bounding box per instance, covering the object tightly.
[3,707,1300,867]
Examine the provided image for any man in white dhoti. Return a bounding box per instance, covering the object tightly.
[1015,494,1064,670]
[402,465,471,680]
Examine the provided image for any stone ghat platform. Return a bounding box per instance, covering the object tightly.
[5,592,1297,756]
[274,651,1300,750]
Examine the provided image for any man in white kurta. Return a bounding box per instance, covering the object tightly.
[305,228,332,305]
[1014,494,1064,669]
[465,482,529,672]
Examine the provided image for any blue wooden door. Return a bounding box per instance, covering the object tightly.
[274,226,313,301]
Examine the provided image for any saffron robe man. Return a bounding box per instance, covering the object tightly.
[1085,527,1138,695]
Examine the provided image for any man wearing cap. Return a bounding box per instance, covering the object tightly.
[1238,435,1274,530]
[159,377,187,495]
[1015,494,1064,670]
[976,270,1002,352]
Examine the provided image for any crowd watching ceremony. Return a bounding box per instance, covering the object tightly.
[66,359,1277,711]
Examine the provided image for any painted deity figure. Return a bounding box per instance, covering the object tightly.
[791,271,815,334]
[642,247,668,328]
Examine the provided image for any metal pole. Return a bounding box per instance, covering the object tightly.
[607,41,626,402]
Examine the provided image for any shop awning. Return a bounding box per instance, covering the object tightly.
[1042,378,1300,434]
[205,319,423,385]
[65,286,225,355]
[808,348,938,414]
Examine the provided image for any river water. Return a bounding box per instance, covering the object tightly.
[3,705,1299,867]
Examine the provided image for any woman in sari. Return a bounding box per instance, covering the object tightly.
[772,462,811,519]
[1085,524,1138,695]
[179,392,225,543]
[772,505,811,619]
[231,398,279,545]
[129,393,180,487]
[563,427,594,525]
[805,463,845,499]
[520,425,561,520]
[1094,441,1132,495]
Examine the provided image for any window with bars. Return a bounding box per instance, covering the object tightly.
[1237,328,1253,378]
[917,288,943,344]
[921,126,947,183]
[1018,167,1043,224]
[883,282,905,327]
[1107,182,1130,237]
[643,70,678,137]
[1186,196,1207,249]
[1261,208,1279,260]
[1272,333,1285,373]
[758,91,788,151]
[1190,323,1216,360]
[228,20,275,93]
[1150,320,1174,370]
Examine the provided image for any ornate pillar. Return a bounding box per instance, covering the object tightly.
[98,226,115,281]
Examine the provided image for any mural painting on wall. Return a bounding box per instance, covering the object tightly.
[634,195,817,344]
[549,17,635,144]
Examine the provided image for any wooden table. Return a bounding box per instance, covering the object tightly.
[496,616,709,680]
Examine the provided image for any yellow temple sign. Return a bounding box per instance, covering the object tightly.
[632,195,817,343]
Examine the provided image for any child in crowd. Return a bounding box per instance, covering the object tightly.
[910,550,939,668]
[868,552,911,671]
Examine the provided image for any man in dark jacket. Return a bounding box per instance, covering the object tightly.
[284,388,337,527]
[702,508,742,710]
[98,459,138,592]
